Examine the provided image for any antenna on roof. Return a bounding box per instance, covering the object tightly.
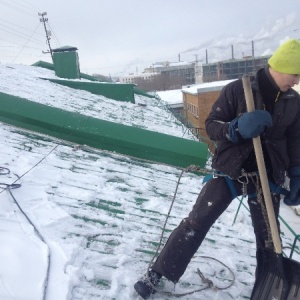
[38,12,53,62]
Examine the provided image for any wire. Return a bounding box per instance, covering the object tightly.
[0,142,59,300]
[0,0,37,17]
[47,22,61,47]
[0,22,45,45]
[11,22,41,63]
[7,0,39,13]
[6,187,50,300]
[0,38,43,50]
[0,17,44,36]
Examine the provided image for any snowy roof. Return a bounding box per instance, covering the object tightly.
[0,64,299,300]
[182,79,236,95]
[0,64,195,140]
[169,61,194,67]
[156,89,183,105]
[122,72,158,78]
[153,61,192,67]
[156,80,237,105]
[52,45,78,52]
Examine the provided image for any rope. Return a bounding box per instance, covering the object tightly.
[252,175,274,250]
[160,257,236,298]
[0,146,58,300]
[0,145,59,197]
[145,165,236,298]
[6,187,51,300]
[146,165,208,271]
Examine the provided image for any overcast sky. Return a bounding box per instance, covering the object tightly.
[0,0,299,77]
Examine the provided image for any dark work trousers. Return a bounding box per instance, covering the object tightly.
[151,176,281,283]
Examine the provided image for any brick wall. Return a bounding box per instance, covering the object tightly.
[183,89,222,153]
[198,90,221,153]
[183,93,199,128]
[198,90,221,129]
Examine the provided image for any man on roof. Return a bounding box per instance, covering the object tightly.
[134,39,300,299]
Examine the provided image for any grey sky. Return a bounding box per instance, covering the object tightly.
[0,0,299,77]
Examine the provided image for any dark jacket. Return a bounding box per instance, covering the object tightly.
[205,68,300,185]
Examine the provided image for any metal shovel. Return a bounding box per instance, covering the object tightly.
[242,74,300,300]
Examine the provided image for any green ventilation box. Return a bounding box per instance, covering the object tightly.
[53,46,80,79]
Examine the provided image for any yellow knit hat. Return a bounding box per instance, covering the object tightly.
[268,39,300,74]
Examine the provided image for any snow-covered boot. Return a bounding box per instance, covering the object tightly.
[134,270,161,299]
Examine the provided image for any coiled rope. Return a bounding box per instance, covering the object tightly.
[146,165,236,298]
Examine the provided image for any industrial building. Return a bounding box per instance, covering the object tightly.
[201,55,271,82]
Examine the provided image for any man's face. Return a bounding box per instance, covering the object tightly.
[274,72,300,92]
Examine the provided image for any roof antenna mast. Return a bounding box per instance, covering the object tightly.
[38,12,53,62]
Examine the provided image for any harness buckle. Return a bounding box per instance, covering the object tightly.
[212,171,219,179]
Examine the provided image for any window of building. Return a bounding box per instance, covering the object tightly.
[185,101,199,118]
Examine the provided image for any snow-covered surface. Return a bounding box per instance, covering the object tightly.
[0,125,254,300]
[0,64,299,300]
[156,89,183,105]
[0,64,195,140]
[182,79,236,95]
[156,80,237,106]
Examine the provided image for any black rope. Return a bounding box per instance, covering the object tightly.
[6,187,50,300]
[0,167,10,175]
[0,164,53,300]
[146,165,235,298]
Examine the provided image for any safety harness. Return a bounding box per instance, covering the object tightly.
[203,171,289,200]
[204,170,289,251]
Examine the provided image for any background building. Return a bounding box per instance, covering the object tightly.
[202,55,271,82]
[181,80,235,151]
[120,61,196,91]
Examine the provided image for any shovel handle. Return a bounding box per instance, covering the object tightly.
[242,75,282,254]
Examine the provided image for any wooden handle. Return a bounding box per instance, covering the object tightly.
[242,75,282,254]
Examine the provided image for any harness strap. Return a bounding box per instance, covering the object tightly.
[203,171,288,199]
[268,180,288,196]
[224,176,238,198]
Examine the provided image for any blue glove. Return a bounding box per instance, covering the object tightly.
[284,166,300,206]
[228,110,272,143]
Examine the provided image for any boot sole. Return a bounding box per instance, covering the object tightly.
[134,281,153,299]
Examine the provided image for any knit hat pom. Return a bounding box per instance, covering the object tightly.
[268,39,300,74]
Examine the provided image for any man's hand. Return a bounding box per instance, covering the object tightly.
[228,110,272,143]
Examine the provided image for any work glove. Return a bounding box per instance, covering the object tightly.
[228,110,272,143]
[284,166,300,206]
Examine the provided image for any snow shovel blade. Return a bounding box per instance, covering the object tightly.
[284,256,300,300]
[251,249,300,300]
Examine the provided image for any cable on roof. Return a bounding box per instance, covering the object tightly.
[0,166,51,300]
[6,188,51,300]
